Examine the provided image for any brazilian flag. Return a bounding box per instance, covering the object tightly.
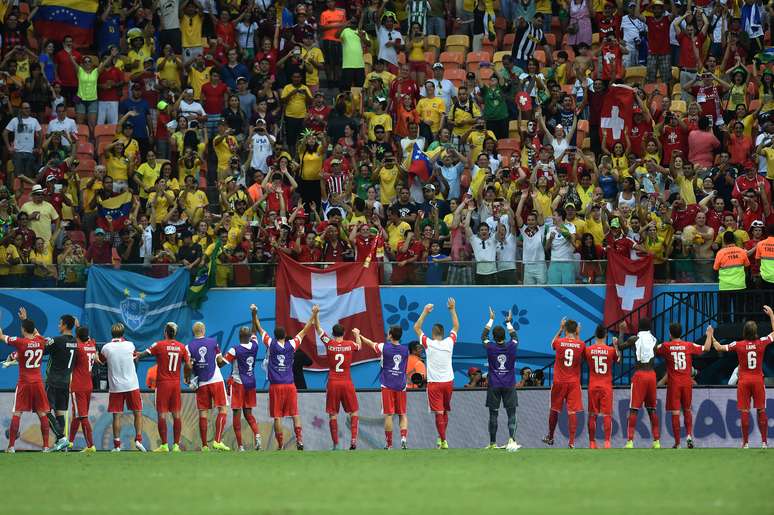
[187,239,222,309]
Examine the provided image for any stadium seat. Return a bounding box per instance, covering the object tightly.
[545,33,556,47]
[478,67,494,81]
[439,51,464,69]
[625,66,647,84]
[481,39,496,59]
[467,61,482,74]
[76,158,96,174]
[502,33,515,49]
[427,35,441,56]
[445,35,470,54]
[77,142,95,158]
[443,68,466,87]
[533,49,547,65]
[467,51,491,65]
[497,138,520,153]
[643,83,667,97]
[492,51,510,66]
[95,124,117,140]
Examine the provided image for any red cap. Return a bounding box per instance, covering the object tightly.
[467,367,481,376]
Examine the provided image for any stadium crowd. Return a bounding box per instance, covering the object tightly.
[0,0,772,287]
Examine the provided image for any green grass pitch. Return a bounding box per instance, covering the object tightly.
[1,449,772,515]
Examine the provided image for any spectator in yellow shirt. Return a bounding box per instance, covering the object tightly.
[417,82,446,136]
[280,72,313,153]
[156,44,182,90]
[212,120,240,179]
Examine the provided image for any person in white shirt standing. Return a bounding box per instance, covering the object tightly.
[464,209,498,284]
[3,102,42,181]
[516,190,547,285]
[46,103,79,150]
[98,322,146,452]
[248,118,274,174]
[413,297,459,449]
[546,208,578,285]
[421,64,457,112]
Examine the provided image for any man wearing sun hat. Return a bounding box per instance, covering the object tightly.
[20,185,59,247]
[421,63,457,113]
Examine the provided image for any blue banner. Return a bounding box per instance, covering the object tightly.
[83,267,193,349]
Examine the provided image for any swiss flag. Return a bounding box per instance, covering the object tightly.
[603,252,654,331]
[599,84,635,144]
[275,254,385,370]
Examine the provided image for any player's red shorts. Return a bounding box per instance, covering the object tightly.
[269,383,298,417]
[630,370,657,409]
[108,389,142,413]
[155,381,182,413]
[666,383,693,411]
[70,391,92,418]
[737,380,766,410]
[231,382,257,409]
[587,387,612,415]
[326,382,359,414]
[381,387,407,415]
[13,382,49,413]
[427,381,454,412]
[196,381,228,410]
[550,381,583,413]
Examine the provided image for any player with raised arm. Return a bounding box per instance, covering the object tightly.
[252,304,313,451]
[22,307,77,452]
[0,310,53,452]
[99,323,146,452]
[482,307,520,452]
[313,306,362,450]
[655,323,712,449]
[583,324,621,449]
[135,322,192,452]
[543,318,585,449]
[413,298,459,450]
[708,306,774,449]
[353,325,409,450]
[187,321,230,451]
[616,318,661,449]
[68,326,98,452]
[222,324,262,452]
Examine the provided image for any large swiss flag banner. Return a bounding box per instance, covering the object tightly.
[603,252,654,331]
[276,254,385,370]
[599,84,634,144]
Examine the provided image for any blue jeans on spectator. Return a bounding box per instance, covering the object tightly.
[427,16,446,38]
[13,151,37,178]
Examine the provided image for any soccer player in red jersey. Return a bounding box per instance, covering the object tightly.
[617,318,661,449]
[583,324,621,449]
[313,305,362,450]
[135,322,192,452]
[68,326,98,452]
[0,312,52,452]
[543,318,586,448]
[709,305,774,449]
[655,323,711,449]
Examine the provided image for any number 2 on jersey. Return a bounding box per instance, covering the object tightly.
[334,353,344,372]
[24,349,43,368]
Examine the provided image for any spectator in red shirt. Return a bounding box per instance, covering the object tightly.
[728,120,754,166]
[53,35,82,103]
[733,167,771,201]
[86,228,113,264]
[674,13,708,102]
[200,70,229,133]
[97,48,124,126]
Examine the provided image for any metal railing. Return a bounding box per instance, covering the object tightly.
[0,259,720,288]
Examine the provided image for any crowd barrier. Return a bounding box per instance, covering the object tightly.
[1,388,769,451]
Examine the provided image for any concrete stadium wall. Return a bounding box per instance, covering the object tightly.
[1,388,768,451]
[0,284,715,389]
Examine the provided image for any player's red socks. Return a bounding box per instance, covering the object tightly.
[233,415,243,447]
[39,415,49,449]
[214,413,226,442]
[757,411,768,443]
[158,417,168,445]
[294,425,303,445]
[329,418,339,445]
[548,411,558,438]
[648,411,660,440]
[198,416,208,446]
[350,415,359,446]
[603,416,612,442]
[588,415,597,445]
[741,411,750,444]
[245,413,259,435]
[434,413,446,440]
[8,415,20,448]
[443,413,449,435]
[385,430,393,447]
[627,412,637,440]
[671,414,681,446]
[113,438,121,449]
[69,417,80,444]
[400,428,407,440]
[82,418,94,448]
[276,430,284,448]
[568,413,577,446]
[173,418,181,445]
[684,410,693,437]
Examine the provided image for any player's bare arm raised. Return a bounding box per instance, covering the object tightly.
[448,298,459,335]
[414,303,434,338]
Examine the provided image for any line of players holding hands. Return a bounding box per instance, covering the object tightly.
[0,299,771,452]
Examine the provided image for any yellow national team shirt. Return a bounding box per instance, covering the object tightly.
[135,161,162,199]
[156,57,182,88]
[181,14,204,48]
[417,97,446,134]
[188,66,211,100]
[365,112,393,140]
[281,84,312,118]
[15,58,30,81]
[378,166,399,204]
[147,190,176,223]
[301,47,324,87]
[387,221,411,251]
[214,135,239,174]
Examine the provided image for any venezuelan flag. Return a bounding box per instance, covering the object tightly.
[97,190,133,232]
[34,0,98,48]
